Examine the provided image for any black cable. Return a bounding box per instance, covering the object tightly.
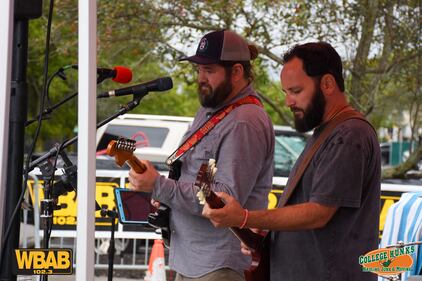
[26,63,114,127]
[0,0,55,267]
[26,64,77,126]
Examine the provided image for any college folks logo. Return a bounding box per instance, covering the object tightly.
[14,248,73,275]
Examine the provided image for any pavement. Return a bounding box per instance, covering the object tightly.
[16,269,174,281]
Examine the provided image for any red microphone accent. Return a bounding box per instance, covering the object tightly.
[112,66,132,84]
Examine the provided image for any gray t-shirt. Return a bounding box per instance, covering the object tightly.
[153,84,275,277]
[271,118,381,281]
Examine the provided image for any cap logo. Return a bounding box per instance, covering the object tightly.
[198,38,208,52]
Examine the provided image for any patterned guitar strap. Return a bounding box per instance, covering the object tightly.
[166,95,263,165]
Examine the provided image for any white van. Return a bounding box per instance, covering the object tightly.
[95,114,194,171]
[95,114,309,175]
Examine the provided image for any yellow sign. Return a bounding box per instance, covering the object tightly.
[26,179,400,234]
[268,188,400,236]
[27,180,120,228]
[14,249,73,275]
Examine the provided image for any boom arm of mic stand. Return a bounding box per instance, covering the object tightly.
[26,95,143,173]
[26,91,78,126]
[26,71,112,127]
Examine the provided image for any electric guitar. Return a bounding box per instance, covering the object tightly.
[106,138,171,247]
[195,160,270,281]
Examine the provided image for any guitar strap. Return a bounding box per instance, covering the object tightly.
[278,109,375,207]
[166,95,263,166]
[151,95,262,248]
[255,110,375,272]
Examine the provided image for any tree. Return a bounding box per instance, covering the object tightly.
[27,1,422,178]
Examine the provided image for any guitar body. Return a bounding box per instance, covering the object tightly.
[147,204,171,248]
[244,234,270,281]
[195,162,270,281]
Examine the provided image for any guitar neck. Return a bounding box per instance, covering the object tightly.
[127,156,147,173]
[230,227,264,253]
[206,190,264,252]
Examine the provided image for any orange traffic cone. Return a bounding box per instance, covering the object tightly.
[144,239,166,281]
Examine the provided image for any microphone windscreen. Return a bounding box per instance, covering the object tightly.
[112,66,132,84]
[158,77,173,91]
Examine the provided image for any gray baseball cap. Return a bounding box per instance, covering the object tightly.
[179,30,252,64]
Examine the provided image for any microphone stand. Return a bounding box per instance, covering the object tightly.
[36,159,56,281]
[37,161,54,245]
[24,94,145,280]
[25,91,78,126]
[25,67,114,127]
[100,208,118,281]
[37,149,102,281]
[26,94,145,173]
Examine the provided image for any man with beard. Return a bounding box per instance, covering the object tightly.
[203,42,381,281]
[128,30,274,281]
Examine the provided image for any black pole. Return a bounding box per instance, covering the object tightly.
[108,217,116,281]
[100,208,117,281]
[37,160,55,281]
[0,1,42,280]
[0,17,29,281]
[107,217,116,281]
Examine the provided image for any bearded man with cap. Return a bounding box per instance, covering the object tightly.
[128,30,275,281]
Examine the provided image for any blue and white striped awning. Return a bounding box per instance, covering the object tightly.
[379,192,422,280]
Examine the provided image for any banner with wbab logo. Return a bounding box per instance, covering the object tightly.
[13,248,73,275]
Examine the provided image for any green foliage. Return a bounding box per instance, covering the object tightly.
[26,1,78,151]
[26,0,421,169]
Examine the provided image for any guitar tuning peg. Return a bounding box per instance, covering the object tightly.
[116,138,136,152]
[212,167,217,176]
[196,190,205,205]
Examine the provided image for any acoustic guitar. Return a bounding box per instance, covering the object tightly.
[195,160,270,281]
[106,138,171,247]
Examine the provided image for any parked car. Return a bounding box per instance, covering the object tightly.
[95,114,309,176]
[95,114,194,171]
[273,125,308,177]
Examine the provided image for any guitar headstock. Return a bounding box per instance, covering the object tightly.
[106,138,136,167]
[196,159,217,205]
[207,159,217,180]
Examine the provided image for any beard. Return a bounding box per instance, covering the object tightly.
[292,85,326,133]
[198,76,233,108]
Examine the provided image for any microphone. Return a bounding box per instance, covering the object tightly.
[97,77,173,98]
[97,66,132,84]
[70,65,133,83]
